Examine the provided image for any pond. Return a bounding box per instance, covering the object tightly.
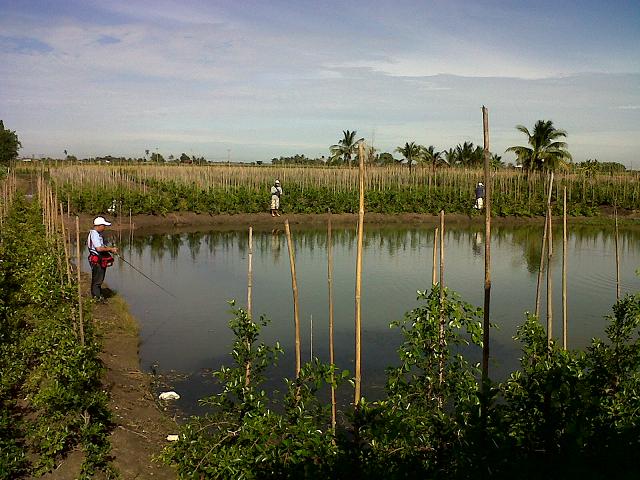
[98,221,640,415]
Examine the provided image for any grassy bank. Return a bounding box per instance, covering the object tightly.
[0,195,113,478]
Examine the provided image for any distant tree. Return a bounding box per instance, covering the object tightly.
[490,153,505,170]
[151,152,165,162]
[505,120,572,171]
[330,130,363,167]
[395,142,423,173]
[421,145,448,172]
[443,148,457,166]
[454,141,484,167]
[0,120,22,165]
[576,159,626,176]
[145,149,150,161]
[179,153,191,164]
[377,152,395,165]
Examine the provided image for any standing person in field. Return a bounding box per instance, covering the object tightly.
[474,182,485,210]
[87,216,118,302]
[270,179,283,217]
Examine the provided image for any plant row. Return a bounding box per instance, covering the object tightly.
[38,164,639,216]
[161,288,640,479]
[0,197,113,479]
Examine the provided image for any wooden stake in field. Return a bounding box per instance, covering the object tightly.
[614,206,620,301]
[562,187,568,349]
[75,216,85,346]
[432,227,438,286]
[327,214,336,432]
[481,106,492,384]
[60,203,71,285]
[284,220,301,377]
[535,173,554,317]
[354,142,366,405]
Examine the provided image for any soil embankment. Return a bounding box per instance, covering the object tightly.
[73,209,640,235]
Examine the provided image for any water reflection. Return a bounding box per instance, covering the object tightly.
[106,223,640,414]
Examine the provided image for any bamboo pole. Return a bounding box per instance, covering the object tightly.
[438,210,445,389]
[247,226,253,318]
[614,206,620,301]
[562,187,568,349]
[482,106,492,385]
[327,214,336,432]
[284,220,301,377]
[75,216,85,345]
[546,198,554,345]
[432,227,438,286]
[354,142,365,405]
[535,173,554,317]
[60,203,71,285]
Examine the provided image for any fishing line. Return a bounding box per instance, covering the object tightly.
[115,253,177,299]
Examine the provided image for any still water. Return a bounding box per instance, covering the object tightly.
[102,223,640,413]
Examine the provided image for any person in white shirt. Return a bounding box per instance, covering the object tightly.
[87,216,118,301]
[270,179,283,217]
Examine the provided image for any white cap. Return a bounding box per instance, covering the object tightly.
[93,216,112,226]
[275,179,281,185]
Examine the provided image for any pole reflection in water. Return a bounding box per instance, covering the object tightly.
[105,224,640,415]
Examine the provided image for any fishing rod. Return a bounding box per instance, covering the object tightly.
[115,253,177,299]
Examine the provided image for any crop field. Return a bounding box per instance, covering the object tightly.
[17,164,640,217]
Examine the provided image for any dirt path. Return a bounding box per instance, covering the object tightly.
[97,292,177,479]
[40,285,177,479]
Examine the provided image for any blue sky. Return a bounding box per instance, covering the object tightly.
[1,0,639,165]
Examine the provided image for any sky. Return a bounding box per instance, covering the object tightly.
[1,0,639,166]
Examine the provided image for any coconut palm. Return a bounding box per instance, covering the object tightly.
[506,120,572,171]
[421,145,448,172]
[395,142,423,173]
[330,130,363,166]
[454,141,484,167]
[490,154,505,170]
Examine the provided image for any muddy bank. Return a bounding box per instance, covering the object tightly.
[71,209,640,235]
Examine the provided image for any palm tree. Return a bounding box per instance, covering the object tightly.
[455,141,484,167]
[395,142,423,173]
[330,130,363,167]
[443,148,457,166]
[490,154,505,170]
[421,145,447,172]
[505,120,572,171]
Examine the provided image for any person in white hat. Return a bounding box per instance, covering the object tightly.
[270,179,283,217]
[474,182,485,210]
[87,216,118,301]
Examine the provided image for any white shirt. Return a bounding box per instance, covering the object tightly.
[271,186,282,197]
[87,229,105,255]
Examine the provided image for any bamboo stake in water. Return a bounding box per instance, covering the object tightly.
[614,206,620,301]
[247,226,253,318]
[354,142,365,405]
[310,314,313,361]
[438,210,445,389]
[535,173,554,317]
[482,105,492,385]
[284,220,301,377]
[327,214,336,432]
[75,216,85,346]
[547,200,554,346]
[432,227,438,286]
[562,187,568,349]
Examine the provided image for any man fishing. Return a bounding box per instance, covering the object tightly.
[270,179,283,217]
[87,216,118,302]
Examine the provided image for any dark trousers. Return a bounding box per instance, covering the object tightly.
[91,263,107,298]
